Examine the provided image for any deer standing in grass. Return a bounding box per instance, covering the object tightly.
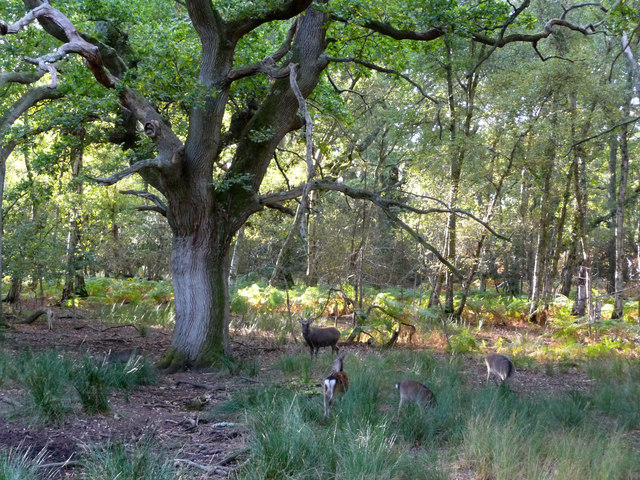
[298,317,341,356]
[394,380,436,414]
[324,353,349,419]
[484,353,514,384]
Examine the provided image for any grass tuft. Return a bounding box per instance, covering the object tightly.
[16,350,73,424]
[80,438,177,480]
[0,445,55,480]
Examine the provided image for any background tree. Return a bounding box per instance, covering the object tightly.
[0,0,615,368]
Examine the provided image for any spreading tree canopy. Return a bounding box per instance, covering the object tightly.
[0,0,606,369]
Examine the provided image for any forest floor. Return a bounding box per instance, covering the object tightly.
[0,303,596,479]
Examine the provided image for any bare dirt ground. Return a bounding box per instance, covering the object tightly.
[0,305,596,479]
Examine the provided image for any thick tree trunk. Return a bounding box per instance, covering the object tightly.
[4,277,22,304]
[160,236,231,370]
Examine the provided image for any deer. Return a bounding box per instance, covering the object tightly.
[484,353,514,384]
[323,353,349,419]
[298,317,341,357]
[394,380,436,414]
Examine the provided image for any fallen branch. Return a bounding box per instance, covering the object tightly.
[173,458,219,473]
[218,447,250,466]
[37,460,82,470]
[18,308,55,329]
[175,380,208,389]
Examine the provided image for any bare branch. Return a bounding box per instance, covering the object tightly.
[261,201,295,215]
[472,17,603,49]
[1,3,118,88]
[532,42,575,62]
[568,115,640,154]
[331,14,444,42]
[120,189,168,215]
[327,57,440,107]
[132,205,167,216]
[289,63,315,236]
[261,179,514,278]
[86,158,165,186]
[227,58,292,82]
[379,202,462,278]
[265,180,509,241]
[269,62,316,284]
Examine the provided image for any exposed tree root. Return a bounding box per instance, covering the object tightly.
[157,347,189,373]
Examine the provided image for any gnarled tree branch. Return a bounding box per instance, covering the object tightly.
[120,189,168,216]
[227,0,312,40]
[0,70,45,88]
[227,19,298,83]
[87,158,166,186]
[1,3,118,88]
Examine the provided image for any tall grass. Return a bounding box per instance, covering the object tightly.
[7,350,157,422]
[0,446,54,480]
[80,438,178,480]
[16,350,73,424]
[587,356,640,429]
[225,349,640,480]
[462,408,636,479]
[0,350,12,387]
[230,350,452,479]
[73,356,113,414]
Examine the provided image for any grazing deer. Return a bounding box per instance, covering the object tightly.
[394,380,436,414]
[323,353,348,419]
[298,317,341,356]
[485,353,514,384]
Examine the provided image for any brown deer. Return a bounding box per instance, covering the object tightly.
[323,353,349,419]
[394,380,436,414]
[298,317,341,356]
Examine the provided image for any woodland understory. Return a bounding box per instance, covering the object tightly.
[1,0,640,476]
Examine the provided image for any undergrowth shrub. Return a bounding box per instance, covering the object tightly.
[215,353,260,378]
[447,328,477,354]
[72,353,156,414]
